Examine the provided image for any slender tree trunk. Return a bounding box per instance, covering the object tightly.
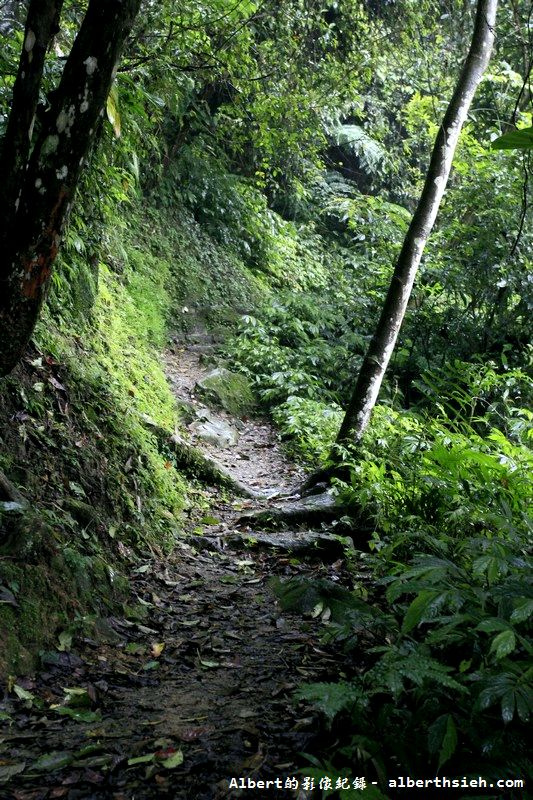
[335,0,498,446]
[0,0,141,377]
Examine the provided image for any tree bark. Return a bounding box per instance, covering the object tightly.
[335,0,498,446]
[0,0,141,377]
[0,0,64,252]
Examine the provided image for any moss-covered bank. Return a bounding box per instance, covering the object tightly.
[0,199,262,676]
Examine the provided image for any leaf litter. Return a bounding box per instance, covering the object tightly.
[0,344,354,799]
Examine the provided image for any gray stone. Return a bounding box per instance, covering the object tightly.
[190,415,239,448]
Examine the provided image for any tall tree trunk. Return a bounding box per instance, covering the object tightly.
[335,0,498,446]
[0,0,141,377]
[0,0,64,252]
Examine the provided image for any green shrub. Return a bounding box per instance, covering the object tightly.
[274,393,532,795]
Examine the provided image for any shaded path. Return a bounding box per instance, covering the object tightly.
[0,343,350,800]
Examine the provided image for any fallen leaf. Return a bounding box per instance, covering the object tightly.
[161,750,184,769]
[238,709,257,718]
[54,706,101,723]
[13,684,35,702]
[178,725,213,741]
[32,751,74,772]
[48,376,66,392]
[124,643,146,655]
[57,631,72,652]
[127,753,155,766]
[13,790,48,800]
[50,789,68,798]
[0,586,18,607]
[151,642,165,658]
[136,624,158,634]
[199,658,220,669]
[0,763,26,784]
[62,686,91,708]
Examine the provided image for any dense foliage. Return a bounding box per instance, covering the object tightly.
[0,0,531,793]
[274,369,532,793]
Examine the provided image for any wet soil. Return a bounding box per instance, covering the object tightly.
[0,344,351,800]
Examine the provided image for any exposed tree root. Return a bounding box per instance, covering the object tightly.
[140,414,271,500]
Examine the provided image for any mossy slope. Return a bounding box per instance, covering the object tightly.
[0,199,262,676]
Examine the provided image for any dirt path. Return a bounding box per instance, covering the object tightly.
[164,342,304,497]
[0,344,349,800]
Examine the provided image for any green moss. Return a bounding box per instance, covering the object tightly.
[0,192,271,676]
[196,367,256,417]
[0,551,131,676]
[0,563,63,675]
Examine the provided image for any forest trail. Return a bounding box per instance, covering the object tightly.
[0,337,352,800]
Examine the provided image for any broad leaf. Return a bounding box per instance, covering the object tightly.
[402,590,441,633]
[491,126,533,151]
[489,630,516,660]
[438,715,457,769]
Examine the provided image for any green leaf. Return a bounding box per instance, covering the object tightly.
[106,84,121,138]
[127,753,155,766]
[476,618,509,633]
[489,629,516,660]
[13,684,35,702]
[515,689,531,723]
[437,715,457,770]
[142,660,160,671]
[63,687,91,708]
[200,515,220,525]
[54,706,101,723]
[125,642,146,654]
[295,681,366,721]
[402,590,440,633]
[491,126,533,151]
[501,690,516,723]
[510,599,533,624]
[161,750,184,769]
[58,631,73,652]
[33,751,74,772]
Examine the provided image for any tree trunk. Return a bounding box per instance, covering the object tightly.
[0,0,64,249]
[335,0,498,446]
[0,0,141,377]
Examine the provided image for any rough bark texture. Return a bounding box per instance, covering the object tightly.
[0,0,142,377]
[335,0,498,446]
[0,0,64,248]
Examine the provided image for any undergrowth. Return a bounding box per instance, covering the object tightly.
[273,366,532,797]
